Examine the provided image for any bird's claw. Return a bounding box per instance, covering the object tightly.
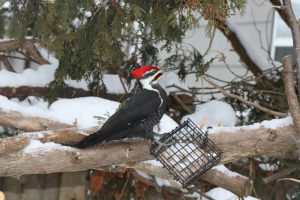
[153,139,176,154]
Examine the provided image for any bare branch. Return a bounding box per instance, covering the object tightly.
[282,0,300,94]
[0,38,49,65]
[263,164,300,184]
[283,55,300,131]
[203,76,287,117]
[0,55,15,72]
[270,0,290,28]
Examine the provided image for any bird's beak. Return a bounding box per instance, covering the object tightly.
[152,69,165,82]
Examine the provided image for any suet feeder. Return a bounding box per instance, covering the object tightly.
[150,118,221,187]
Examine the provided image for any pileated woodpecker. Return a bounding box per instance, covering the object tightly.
[73,66,167,148]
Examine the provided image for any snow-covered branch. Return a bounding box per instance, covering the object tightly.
[0,122,298,195]
[0,133,253,196]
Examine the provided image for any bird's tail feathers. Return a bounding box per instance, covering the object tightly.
[70,131,106,149]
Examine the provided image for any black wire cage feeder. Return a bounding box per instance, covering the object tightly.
[150,118,222,187]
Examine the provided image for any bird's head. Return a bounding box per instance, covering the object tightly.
[130,66,164,89]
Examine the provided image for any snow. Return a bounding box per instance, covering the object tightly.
[155,176,173,188]
[206,187,258,200]
[0,52,191,96]
[135,169,152,180]
[226,20,274,71]
[213,165,247,178]
[1,1,10,9]
[258,163,279,171]
[156,114,178,134]
[0,95,119,129]
[181,100,237,128]
[142,159,163,167]
[0,53,129,94]
[0,95,178,131]
[0,65,56,87]
[23,139,72,153]
[0,50,193,96]
[211,116,292,134]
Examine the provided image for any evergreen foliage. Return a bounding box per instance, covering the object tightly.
[0,0,244,101]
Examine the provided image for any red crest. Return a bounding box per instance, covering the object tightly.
[130,66,160,79]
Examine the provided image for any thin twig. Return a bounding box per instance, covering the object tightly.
[277,178,300,183]
[203,76,287,117]
[263,164,300,184]
[118,171,131,200]
[202,27,216,57]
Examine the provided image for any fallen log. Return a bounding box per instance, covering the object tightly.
[0,124,298,196]
[0,125,298,166]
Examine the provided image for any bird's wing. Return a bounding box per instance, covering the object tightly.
[99,89,161,133]
[73,89,162,148]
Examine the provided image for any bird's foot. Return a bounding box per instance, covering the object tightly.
[152,139,176,154]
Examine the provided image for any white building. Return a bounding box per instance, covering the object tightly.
[160,0,299,101]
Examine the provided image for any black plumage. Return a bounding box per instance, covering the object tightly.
[73,84,167,148]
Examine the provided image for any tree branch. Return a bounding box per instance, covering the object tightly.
[269,0,290,28]
[0,124,298,171]
[0,55,15,72]
[0,38,49,65]
[283,55,300,131]
[0,122,298,196]
[282,0,300,94]
[203,76,287,117]
[263,164,300,184]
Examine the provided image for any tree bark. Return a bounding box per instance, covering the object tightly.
[282,0,300,94]
[270,0,291,28]
[0,124,298,196]
[0,124,298,172]
[283,55,300,131]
